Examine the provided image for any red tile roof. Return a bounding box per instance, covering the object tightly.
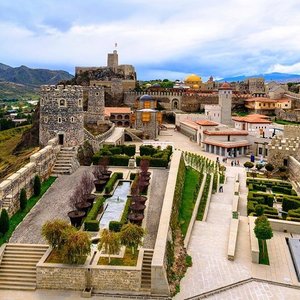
[180,120,198,130]
[204,140,250,148]
[104,107,131,117]
[232,114,272,124]
[203,130,248,136]
[195,120,219,126]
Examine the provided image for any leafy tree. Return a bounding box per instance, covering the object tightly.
[0,209,9,234]
[119,223,145,254]
[41,219,72,249]
[244,162,254,169]
[255,204,264,216]
[98,229,120,263]
[279,166,287,173]
[33,175,41,196]
[19,188,27,211]
[61,230,91,264]
[254,216,273,260]
[265,163,274,172]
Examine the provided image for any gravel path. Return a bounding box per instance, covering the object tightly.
[143,169,169,249]
[10,167,92,244]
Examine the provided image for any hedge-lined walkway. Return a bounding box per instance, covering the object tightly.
[10,167,92,244]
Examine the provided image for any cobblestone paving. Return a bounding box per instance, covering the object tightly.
[143,169,169,249]
[10,167,92,244]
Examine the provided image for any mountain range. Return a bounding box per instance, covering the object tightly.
[220,72,300,83]
[0,63,74,100]
[0,63,73,86]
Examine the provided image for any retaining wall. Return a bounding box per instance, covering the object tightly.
[0,137,60,216]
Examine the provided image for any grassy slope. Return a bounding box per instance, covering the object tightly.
[179,167,201,236]
[0,126,38,180]
[0,176,56,246]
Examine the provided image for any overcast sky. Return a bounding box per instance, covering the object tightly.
[1,0,300,80]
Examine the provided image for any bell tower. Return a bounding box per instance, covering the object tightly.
[218,82,232,126]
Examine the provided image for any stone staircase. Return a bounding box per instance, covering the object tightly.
[141,249,153,290]
[51,147,79,176]
[0,243,48,290]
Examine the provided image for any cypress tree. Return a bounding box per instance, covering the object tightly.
[19,188,27,211]
[0,209,9,234]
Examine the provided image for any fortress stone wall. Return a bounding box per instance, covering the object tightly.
[0,137,60,216]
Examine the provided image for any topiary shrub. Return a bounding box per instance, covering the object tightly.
[0,209,9,235]
[244,162,254,169]
[109,221,123,232]
[265,163,274,172]
[33,175,41,196]
[19,188,27,211]
[282,197,300,212]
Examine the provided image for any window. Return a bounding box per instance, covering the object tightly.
[59,99,66,107]
[78,99,82,107]
[44,117,48,123]
[58,117,62,123]
[95,92,99,96]
[70,117,74,123]
[258,148,262,155]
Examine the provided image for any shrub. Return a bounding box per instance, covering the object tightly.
[109,147,122,155]
[282,197,300,212]
[265,163,274,172]
[33,175,41,196]
[122,145,136,157]
[255,204,265,216]
[244,162,254,169]
[0,209,9,235]
[256,163,264,170]
[140,145,156,156]
[19,188,27,211]
[105,173,123,194]
[109,221,123,232]
[247,201,257,215]
[130,173,137,180]
[288,207,300,218]
[84,196,106,231]
[279,166,287,172]
[110,155,130,166]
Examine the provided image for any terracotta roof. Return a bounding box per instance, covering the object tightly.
[104,107,131,117]
[276,98,290,103]
[232,114,272,124]
[203,139,250,148]
[245,98,277,103]
[180,120,198,130]
[203,130,248,136]
[195,120,219,126]
[219,82,232,90]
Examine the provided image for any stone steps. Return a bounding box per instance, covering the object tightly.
[141,249,153,289]
[51,147,78,176]
[0,243,48,290]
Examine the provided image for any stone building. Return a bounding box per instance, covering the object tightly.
[246,78,265,95]
[39,85,105,147]
[132,95,162,139]
[39,85,85,147]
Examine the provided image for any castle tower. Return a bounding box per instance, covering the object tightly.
[85,87,105,124]
[39,85,84,147]
[218,82,232,126]
[107,50,118,72]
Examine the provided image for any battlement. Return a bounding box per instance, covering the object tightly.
[40,85,85,92]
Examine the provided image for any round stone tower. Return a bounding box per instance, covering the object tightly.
[39,85,84,147]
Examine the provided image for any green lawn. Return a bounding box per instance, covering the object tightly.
[98,247,139,266]
[196,174,212,221]
[179,167,201,236]
[0,176,56,246]
[258,239,270,265]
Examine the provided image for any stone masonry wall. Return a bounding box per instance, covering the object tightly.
[0,137,60,216]
[288,156,300,183]
[36,265,141,291]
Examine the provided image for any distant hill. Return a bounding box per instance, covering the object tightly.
[220,72,300,83]
[0,63,74,100]
[0,64,73,86]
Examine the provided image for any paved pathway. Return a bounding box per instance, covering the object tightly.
[10,167,92,244]
[174,167,252,300]
[143,169,169,249]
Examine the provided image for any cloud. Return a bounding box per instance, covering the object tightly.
[267,63,300,74]
[1,0,300,79]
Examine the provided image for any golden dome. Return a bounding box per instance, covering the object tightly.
[192,84,199,89]
[185,74,202,83]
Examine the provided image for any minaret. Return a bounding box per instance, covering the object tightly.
[218,82,232,126]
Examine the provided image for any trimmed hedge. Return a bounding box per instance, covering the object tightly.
[136,156,168,168]
[105,172,123,194]
[136,145,172,168]
[286,216,300,222]
[84,196,106,231]
[109,221,123,232]
[282,197,300,213]
[248,192,274,207]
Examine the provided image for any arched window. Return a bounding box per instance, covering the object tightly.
[70,117,74,123]
[78,99,82,107]
[44,117,48,123]
[59,99,66,107]
[58,117,62,123]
